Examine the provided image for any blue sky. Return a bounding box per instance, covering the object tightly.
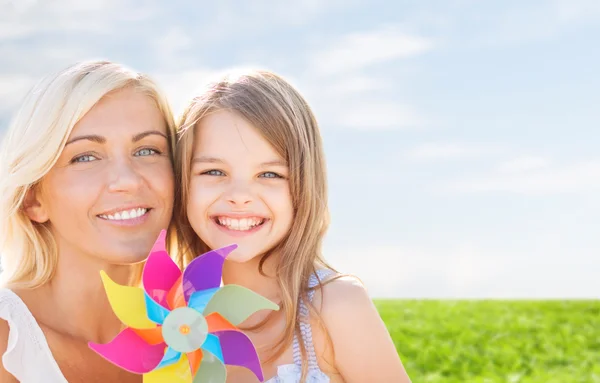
[1,0,598,298]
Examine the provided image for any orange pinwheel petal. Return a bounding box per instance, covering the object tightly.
[206,312,237,332]
[187,349,203,376]
[166,275,186,310]
[132,327,164,345]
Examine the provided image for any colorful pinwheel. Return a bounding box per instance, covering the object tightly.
[89,230,279,382]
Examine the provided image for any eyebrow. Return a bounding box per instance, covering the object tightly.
[65,130,168,146]
[192,156,287,167]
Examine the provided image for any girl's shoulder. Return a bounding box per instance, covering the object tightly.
[307,271,412,382]
[308,269,367,309]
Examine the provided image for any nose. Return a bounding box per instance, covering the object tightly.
[106,158,143,193]
[225,180,253,206]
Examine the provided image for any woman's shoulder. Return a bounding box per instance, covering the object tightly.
[0,287,62,382]
[0,288,32,382]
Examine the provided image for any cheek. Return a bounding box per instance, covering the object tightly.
[187,179,219,220]
[41,172,101,222]
[264,185,294,223]
[145,163,175,203]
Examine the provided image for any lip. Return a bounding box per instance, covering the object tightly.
[211,215,269,238]
[97,204,152,216]
[210,213,269,219]
[97,208,152,227]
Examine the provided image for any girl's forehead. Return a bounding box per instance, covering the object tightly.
[194,111,280,157]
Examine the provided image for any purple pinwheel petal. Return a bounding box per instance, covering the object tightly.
[213,329,263,382]
[182,244,237,302]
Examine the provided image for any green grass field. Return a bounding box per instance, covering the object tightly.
[374,300,600,383]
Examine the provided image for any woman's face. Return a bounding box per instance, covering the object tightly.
[27,87,174,264]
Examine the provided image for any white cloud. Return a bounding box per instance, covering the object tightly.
[496,156,550,173]
[476,0,600,45]
[311,26,434,76]
[404,142,503,162]
[326,241,598,299]
[335,102,424,130]
[0,0,153,38]
[0,75,37,113]
[448,159,600,195]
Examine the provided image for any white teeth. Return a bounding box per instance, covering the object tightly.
[100,208,148,221]
[216,217,264,231]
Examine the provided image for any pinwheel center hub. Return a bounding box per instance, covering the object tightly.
[161,307,208,353]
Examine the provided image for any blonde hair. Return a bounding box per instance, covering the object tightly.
[175,70,338,376]
[0,60,177,289]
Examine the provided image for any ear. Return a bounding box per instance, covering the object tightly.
[22,186,49,223]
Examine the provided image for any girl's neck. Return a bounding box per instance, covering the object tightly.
[222,253,281,304]
[27,247,135,344]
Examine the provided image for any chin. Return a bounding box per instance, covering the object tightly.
[100,243,155,265]
[221,249,258,264]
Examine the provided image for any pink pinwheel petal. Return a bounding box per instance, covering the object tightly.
[88,328,166,374]
[142,230,182,308]
[182,244,237,303]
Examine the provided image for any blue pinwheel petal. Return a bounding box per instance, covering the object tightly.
[201,334,224,363]
[187,287,219,314]
[156,347,182,369]
[145,292,171,325]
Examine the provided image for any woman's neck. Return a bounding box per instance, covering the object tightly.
[26,248,135,344]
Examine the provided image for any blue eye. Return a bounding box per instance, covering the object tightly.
[203,170,225,176]
[260,172,283,179]
[72,154,98,163]
[135,148,158,156]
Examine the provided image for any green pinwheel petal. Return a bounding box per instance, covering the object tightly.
[193,350,227,383]
[203,284,279,326]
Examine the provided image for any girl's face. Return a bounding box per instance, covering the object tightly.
[187,110,294,263]
[27,87,175,264]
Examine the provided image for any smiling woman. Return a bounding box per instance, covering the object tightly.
[0,61,177,383]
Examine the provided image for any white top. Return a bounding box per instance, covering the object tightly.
[0,288,68,382]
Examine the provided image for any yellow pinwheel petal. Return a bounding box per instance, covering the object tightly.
[143,354,192,383]
[100,270,156,330]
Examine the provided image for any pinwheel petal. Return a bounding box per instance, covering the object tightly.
[213,329,263,382]
[186,349,203,376]
[205,312,237,333]
[192,349,227,383]
[143,353,192,383]
[145,293,171,325]
[155,347,182,370]
[166,275,186,310]
[203,284,279,325]
[182,245,237,302]
[99,270,156,329]
[201,334,223,363]
[88,328,165,374]
[187,288,218,314]
[142,230,182,309]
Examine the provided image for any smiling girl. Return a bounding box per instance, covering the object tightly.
[174,70,411,382]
